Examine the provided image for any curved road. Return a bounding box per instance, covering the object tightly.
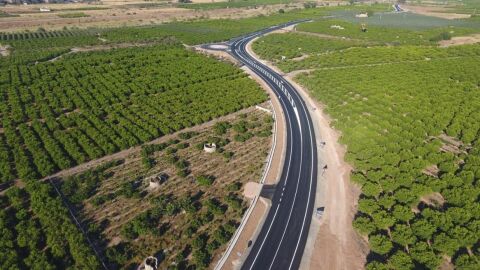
[221,21,319,270]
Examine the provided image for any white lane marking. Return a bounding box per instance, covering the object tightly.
[293,106,302,131]
[267,108,304,270]
[286,73,317,270]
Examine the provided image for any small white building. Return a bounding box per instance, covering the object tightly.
[355,13,368,18]
[138,256,158,270]
[204,143,216,153]
[146,173,168,189]
[330,25,345,30]
[40,7,51,12]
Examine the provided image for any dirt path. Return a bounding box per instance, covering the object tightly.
[246,34,368,270]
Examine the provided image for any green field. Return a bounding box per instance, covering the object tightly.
[1,179,102,269]
[277,43,480,72]
[331,10,480,29]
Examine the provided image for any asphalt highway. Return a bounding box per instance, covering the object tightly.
[220,21,319,270]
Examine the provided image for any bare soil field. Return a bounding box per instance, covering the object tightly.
[403,4,471,19]
[0,2,300,32]
[56,106,274,269]
[439,34,480,47]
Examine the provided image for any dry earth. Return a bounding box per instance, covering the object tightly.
[403,4,471,19]
[439,34,480,47]
[0,2,302,31]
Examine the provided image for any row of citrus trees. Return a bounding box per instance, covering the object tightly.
[0,44,267,183]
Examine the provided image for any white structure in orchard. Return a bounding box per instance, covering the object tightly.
[203,143,217,153]
[138,256,158,270]
[146,173,168,189]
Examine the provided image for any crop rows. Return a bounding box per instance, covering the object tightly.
[0,29,90,41]
[298,57,480,269]
[0,44,267,182]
